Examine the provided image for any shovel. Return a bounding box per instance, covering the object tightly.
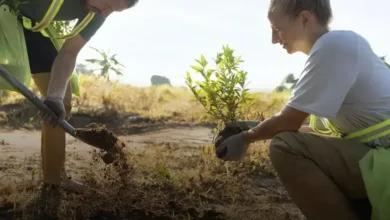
[0,65,119,164]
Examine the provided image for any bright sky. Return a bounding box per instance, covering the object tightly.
[77,0,390,92]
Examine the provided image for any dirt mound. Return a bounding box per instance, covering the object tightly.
[75,123,119,151]
[75,123,130,164]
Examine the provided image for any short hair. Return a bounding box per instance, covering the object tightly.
[269,0,333,26]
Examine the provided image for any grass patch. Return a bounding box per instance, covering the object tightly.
[0,75,290,129]
[0,141,303,220]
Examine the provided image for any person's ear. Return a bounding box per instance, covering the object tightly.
[299,11,311,29]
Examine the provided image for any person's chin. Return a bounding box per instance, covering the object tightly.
[283,45,295,54]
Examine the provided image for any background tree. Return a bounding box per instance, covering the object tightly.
[274,85,288,93]
[76,63,93,75]
[85,47,125,81]
[274,73,298,92]
[151,75,171,86]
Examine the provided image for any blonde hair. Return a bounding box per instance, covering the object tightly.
[269,0,333,26]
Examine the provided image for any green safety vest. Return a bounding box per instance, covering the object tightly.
[21,0,95,40]
[310,115,390,220]
[0,0,95,97]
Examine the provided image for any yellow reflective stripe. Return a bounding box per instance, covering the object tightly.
[57,12,95,40]
[345,119,390,140]
[359,129,390,143]
[323,118,343,136]
[310,114,390,144]
[309,115,334,135]
[28,0,64,31]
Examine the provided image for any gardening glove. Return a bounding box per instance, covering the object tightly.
[215,131,251,161]
[39,97,66,127]
[226,120,261,131]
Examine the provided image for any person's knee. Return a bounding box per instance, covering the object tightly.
[269,132,303,177]
[269,131,297,160]
[31,72,51,96]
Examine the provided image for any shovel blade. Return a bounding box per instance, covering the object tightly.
[74,123,122,163]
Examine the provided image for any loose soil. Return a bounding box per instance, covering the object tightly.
[75,122,128,164]
[0,123,304,219]
[75,123,120,152]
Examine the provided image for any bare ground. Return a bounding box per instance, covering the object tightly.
[0,112,304,220]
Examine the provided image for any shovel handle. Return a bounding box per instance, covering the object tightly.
[0,65,76,137]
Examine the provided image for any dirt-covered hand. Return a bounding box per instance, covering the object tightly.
[215,132,250,161]
[214,120,260,160]
[214,120,260,148]
[225,120,261,130]
[39,97,66,127]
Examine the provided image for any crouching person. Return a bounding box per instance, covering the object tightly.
[215,0,390,219]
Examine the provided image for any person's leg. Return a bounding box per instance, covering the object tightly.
[31,72,72,184]
[23,25,71,186]
[269,131,371,220]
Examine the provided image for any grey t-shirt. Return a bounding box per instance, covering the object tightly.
[6,0,105,41]
[287,30,390,146]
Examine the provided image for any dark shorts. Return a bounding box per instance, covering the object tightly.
[22,24,58,74]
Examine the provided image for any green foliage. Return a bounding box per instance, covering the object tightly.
[151,75,171,86]
[85,47,125,81]
[185,45,252,125]
[158,165,171,179]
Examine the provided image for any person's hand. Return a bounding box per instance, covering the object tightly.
[225,120,261,131]
[215,131,251,161]
[39,97,66,126]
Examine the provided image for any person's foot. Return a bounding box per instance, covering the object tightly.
[38,182,60,192]
[37,182,61,200]
[60,178,90,194]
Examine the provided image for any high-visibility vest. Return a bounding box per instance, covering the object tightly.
[21,0,95,40]
[19,0,97,97]
[310,114,390,220]
[310,115,390,144]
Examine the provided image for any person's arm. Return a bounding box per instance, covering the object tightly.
[243,34,360,142]
[46,35,86,99]
[46,13,105,99]
[243,106,310,142]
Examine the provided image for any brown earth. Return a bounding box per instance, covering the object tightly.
[0,113,304,220]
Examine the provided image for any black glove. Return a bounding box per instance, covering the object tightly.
[39,97,66,127]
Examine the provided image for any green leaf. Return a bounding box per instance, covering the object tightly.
[190,65,204,72]
[158,165,171,178]
[200,55,208,67]
[185,44,251,123]
[186,71,193,85]
[206,69,214,77]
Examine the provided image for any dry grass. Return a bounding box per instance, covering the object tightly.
[0,74,304,219]
[0,75,290,128]
[0,141,303,220]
